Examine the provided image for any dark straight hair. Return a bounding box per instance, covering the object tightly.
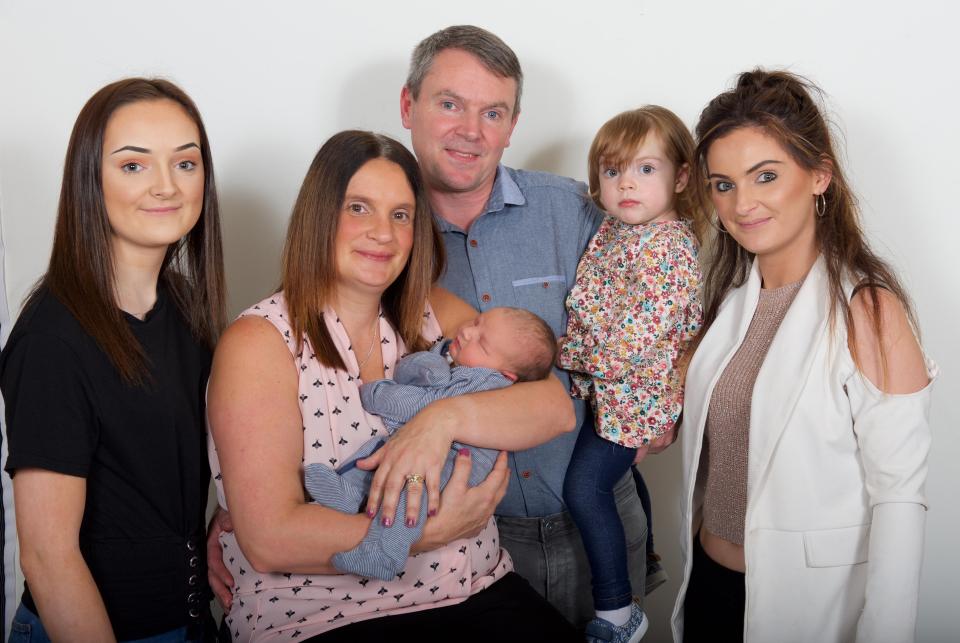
[28,77,226,384]
[281,130,444,371]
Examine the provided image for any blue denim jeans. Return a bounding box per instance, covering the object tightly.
[563,424,638,611]
[9,602,201,643]
[631,466,655,556]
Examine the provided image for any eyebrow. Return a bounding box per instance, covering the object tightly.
[708,159,782,180]
[342,194,415,210]
[110,142,200,155]
[435,90,511,112]
[602,155,663,168]
[746,159,782,173]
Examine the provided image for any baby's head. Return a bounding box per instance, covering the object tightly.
[448,307,557,382]
[588,105,705,239]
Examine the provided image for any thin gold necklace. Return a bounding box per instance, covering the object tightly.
[355,314,380,371]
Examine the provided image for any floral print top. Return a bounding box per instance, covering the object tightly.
[559,218,702,448]
[209,293,511,641]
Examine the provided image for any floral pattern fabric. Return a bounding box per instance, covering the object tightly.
[208,293,511,641]
[559,218,702,448]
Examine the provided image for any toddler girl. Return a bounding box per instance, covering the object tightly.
[559,106,704,643]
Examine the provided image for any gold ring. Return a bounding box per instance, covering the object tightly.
[405,473,425,485]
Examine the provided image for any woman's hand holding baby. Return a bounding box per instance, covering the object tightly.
[413,450,509,552]
[357,400,456,529]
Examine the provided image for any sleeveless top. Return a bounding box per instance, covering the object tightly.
[209,293,512,641]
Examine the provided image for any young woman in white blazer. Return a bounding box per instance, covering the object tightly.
[672,70,936,643]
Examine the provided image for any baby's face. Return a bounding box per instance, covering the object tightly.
[448,308,518,376]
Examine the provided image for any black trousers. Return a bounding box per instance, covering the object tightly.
[220,572,579,643]
[683,532,746,643]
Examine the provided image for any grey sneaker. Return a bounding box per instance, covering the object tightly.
[584,600,648,643]
[645,553,668,595]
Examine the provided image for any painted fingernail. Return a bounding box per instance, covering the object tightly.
[382,517,393,527]
[366,508,376,518]
[458,447,470,457]
[428,509,437,517]
[405,518,416,527]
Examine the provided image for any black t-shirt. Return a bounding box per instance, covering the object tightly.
[1,286,212,639]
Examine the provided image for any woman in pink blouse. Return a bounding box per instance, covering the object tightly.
[206,130,579,642]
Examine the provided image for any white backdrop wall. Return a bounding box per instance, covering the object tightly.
[1,1,957,640]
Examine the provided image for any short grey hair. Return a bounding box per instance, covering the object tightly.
[406,25,523,114]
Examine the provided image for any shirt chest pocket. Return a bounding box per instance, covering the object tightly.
[511,275,568,336]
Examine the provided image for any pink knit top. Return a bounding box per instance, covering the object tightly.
[701,281,802,544]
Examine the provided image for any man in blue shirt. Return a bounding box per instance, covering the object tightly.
[400,25,660,628]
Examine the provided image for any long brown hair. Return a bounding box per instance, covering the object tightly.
[281,130,444,371]
[28,77,226,384]
[693,69,915,372]
[588,105,708,242]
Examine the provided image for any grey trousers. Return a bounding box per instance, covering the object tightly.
[495,471,648,629]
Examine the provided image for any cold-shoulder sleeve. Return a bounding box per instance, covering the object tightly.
[846,361,935,507]
[846,359,936,643]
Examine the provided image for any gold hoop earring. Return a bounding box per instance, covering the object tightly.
[815,193,827,218]
[708,213,728,235]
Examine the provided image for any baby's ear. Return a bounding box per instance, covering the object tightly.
[501,370,519,382]
[675,162,691,193]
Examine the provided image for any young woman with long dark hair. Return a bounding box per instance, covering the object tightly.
[673,70,934,642]
[2,78,225,641]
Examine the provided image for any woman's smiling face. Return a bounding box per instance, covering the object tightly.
[101,99,204,259]
[334,157,416,296]
[706,126,830,269]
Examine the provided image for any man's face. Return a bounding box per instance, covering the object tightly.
[401,48,519,199]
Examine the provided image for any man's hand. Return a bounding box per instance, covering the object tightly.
[206,507,235,611]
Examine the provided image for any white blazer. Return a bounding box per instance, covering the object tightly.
[671,257,935,643]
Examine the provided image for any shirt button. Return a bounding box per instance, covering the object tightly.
[481,293,491,303]
[188,574,199,587]
[188,555,199,568]
[186,539,197,552]
[187,591,201,605]
[469,239,478,248]
[521,470,531,479]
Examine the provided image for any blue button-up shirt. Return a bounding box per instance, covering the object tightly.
[436,165,603,517]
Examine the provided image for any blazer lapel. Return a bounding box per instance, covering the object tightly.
[747,256,831,496]
[683,265,763,478]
